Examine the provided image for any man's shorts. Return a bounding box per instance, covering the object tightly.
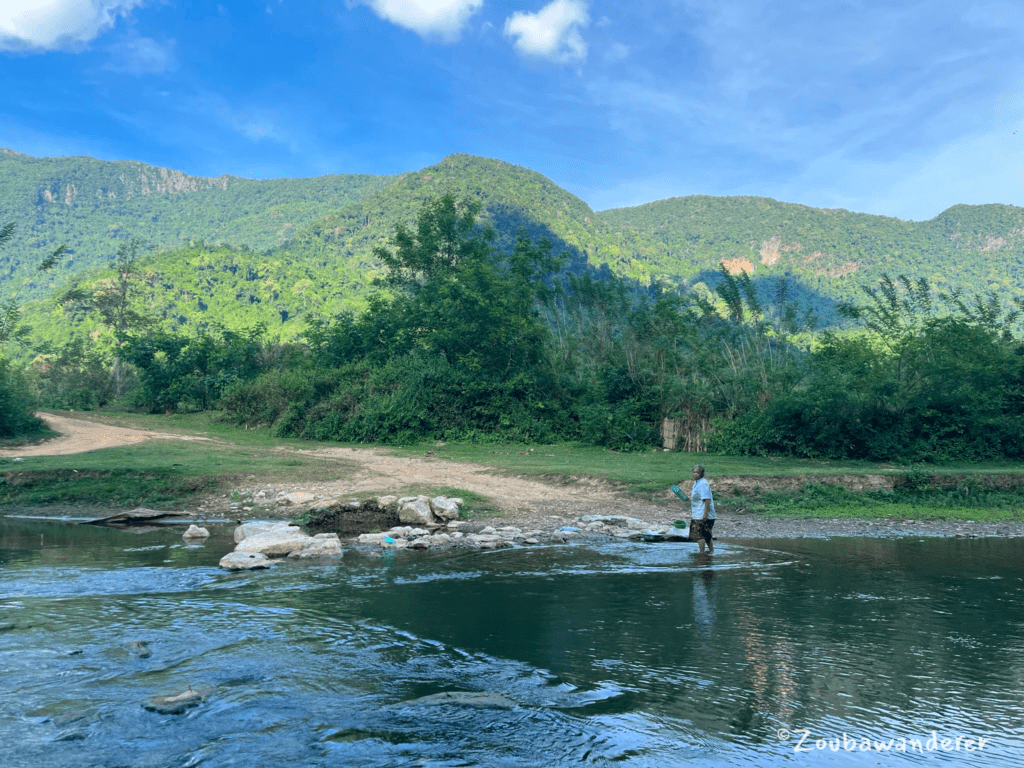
[689,518,715,543]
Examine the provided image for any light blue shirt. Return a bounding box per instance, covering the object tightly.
[690,477,715,519]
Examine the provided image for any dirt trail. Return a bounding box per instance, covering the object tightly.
[0,412,217,457]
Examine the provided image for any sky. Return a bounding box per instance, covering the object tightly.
[1,0,1022,221]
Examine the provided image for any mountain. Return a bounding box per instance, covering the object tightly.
[4,148,1024,344]
[0,147,402,301]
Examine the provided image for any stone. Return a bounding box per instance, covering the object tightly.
[430,496,461,521]
[182,525,210,540]
[377,495,398,506]
[123,640,152,658]
[357,533,387,545]
[143,689,205,715]
[219,551,274,570]
[234,521,290,544]
[235,526,310,556]
[399,499,435,526]
[289,534,343,559]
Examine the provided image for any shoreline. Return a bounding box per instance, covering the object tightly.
[6,496,1024,541]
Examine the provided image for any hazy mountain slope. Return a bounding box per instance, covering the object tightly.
[595,196,1024,308]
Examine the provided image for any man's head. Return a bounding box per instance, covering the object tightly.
[692,465,705,480]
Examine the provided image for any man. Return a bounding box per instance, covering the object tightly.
[689,465,715,554]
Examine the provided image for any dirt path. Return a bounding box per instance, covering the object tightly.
[0,412,216,457]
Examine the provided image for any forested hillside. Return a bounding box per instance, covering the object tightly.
[595,196,1024,313]
[4,149,1024,347]
[0,147,401,303]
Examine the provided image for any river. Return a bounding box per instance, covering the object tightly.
[1,516,1022,766]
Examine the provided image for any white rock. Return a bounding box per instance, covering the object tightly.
[399,500,435,526]
[289,536,343,559]
[430,496,461,521]
[219,551,274,570]
[480,526,496,535]
[235,526,310,556]
[234,521,291,544]
[378,496,399,506]
[358,533,387,545]
[182,525,210,539]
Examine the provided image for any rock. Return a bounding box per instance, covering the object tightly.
[85,507,180,526]
[143,688,205,715]
[182,525,210,540]
[288,534,343,559]
[377,495,398,506]
[219,551,274,570]
[401,691,517,709]
[234,521,290,544]
[430,496,461,521]
[559,526,581,533]
[123,640,152,658]
[357,533,387,545]
[235,526,310,556]
[399,499,435,526]
[54,729,87,741]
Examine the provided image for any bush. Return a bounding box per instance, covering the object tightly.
[0,359,42,438]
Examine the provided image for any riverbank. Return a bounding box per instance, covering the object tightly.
[3,412,1024,540]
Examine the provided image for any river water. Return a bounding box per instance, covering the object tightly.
[1,516,1022,767]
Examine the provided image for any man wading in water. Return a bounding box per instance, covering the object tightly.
[689,465,715,554]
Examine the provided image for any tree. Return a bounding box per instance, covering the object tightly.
[57,238,154,398]
[0,222,66,436]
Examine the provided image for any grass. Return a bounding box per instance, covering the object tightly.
[0,411,361,509]
[383,441,1024,499]
[5,410,1024,521]
[732,481,1024,522]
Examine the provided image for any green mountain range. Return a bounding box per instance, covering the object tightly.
[3,147,1024,343]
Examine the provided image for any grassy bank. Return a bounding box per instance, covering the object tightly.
[3,410,1024,521]
[0,412,361,508]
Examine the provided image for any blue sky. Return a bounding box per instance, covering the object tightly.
[1,1,1022,220]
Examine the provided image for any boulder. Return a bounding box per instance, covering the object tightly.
[430,496,461,521]
[219,551,274,570]
[182,525,210,540]
[399,499,435,526]
[235,526,310,556]
[234,521,290,544]
[288,534,343,559]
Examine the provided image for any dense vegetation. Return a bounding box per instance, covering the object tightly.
[3,148,1024,463]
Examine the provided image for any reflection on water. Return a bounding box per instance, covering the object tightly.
[1,517,1022,766]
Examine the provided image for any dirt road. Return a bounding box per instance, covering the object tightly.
[0,412,215,457]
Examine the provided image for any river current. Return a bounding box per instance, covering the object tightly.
[1,516,1022,766]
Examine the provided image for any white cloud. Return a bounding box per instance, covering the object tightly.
[0,0,144,52]
[504,0,589,63]
[105,35,175,74]
[358,0,483,43]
